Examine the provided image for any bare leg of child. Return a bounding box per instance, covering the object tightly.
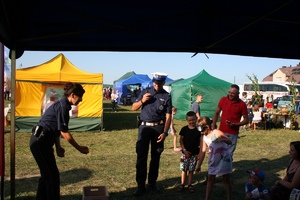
[173,133,182,152]
[206,174,215,200]
[223,173,232,200]
[187,171,195,193]
[181,171,187,186]
[178,171,187,192]
[253,122,257,130]
[187,170,193,185]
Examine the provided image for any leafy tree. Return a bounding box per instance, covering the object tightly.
[288,77,297,129]
[246,73,262,105]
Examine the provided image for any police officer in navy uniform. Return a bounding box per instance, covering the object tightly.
[132,72,172,196]
[30,82,89,200]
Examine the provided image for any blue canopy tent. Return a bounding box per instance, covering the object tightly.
[165,77,173,83]
[114,74,152,104]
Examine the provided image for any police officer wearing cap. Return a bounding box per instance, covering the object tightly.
[132,72,172,196]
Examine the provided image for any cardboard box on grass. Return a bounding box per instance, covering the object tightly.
[82,186,109,200]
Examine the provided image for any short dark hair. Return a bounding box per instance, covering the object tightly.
[186,111,196,118]
[231,84,240,91]
[63,82,85,97]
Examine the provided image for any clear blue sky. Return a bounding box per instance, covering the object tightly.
[13,50,300,85]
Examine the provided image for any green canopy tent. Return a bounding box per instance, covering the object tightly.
[171,70,232,120]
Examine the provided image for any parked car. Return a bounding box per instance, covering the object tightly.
[273,96,282,109]
[277,95,293,110]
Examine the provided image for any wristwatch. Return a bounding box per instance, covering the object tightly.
[163,132,168,137]
[182,149,187,153]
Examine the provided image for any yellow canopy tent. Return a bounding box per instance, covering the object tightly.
[15,53,103,132]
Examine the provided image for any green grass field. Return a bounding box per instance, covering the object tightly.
[2,100,300,199]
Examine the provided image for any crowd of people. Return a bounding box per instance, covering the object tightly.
[131,74,300,199]
[28,74,300,200]
[103,87,113,100]
[242,92,288,130]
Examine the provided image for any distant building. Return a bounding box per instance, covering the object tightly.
[262,63,300,83]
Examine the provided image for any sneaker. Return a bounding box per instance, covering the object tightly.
[134,187,146,197]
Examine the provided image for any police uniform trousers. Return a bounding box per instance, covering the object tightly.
[30,133,60,200]
[136,124,164,188]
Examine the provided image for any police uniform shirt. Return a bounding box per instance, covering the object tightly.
[38,97,71,137]
[138,87,172,122]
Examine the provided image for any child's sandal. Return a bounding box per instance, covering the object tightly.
[188,185,195,193]
[177,184,185,192]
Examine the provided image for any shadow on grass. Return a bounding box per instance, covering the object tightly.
[233,154,290,184]
[108,175,207,200]
[15,194,82,200]
[107,154,290,200]
[10,153,290,200]
[7,168,92,200]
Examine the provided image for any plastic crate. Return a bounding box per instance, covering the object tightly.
[82,186,109,200]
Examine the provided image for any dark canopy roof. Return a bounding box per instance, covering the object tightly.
[1,1,300,59]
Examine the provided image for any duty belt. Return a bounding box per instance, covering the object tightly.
[141,120,164,126]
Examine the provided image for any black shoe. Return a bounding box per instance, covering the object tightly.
[146,184,161,193]
[134,187,145,197]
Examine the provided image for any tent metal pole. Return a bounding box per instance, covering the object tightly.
[10,50,16,200]
[0,43,5,200]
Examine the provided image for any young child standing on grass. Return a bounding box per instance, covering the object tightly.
[177,111,201,193]
[245,169,270,200]
[196,116,232,200]
[169,106,182,152]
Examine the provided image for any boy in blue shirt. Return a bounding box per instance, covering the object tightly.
[245,169,270,200]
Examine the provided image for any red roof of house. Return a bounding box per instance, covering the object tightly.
[262,64,300,83]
